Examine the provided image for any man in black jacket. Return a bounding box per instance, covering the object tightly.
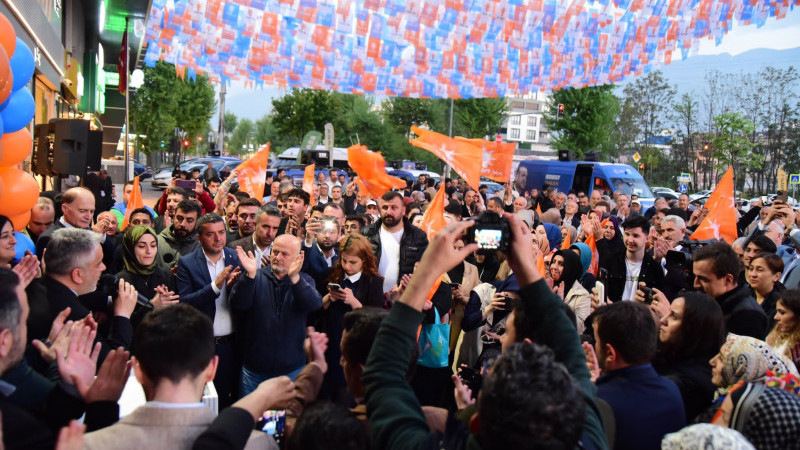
[691,241,768,339]
[360,191,428,293]
[597,215,664,302]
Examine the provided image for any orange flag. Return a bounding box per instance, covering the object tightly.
[536,252,547,277]
[120,176,143,229]
[302,164,317,205]
[346,144,407,199]
[455,137,515,183]
[409,126,482,191]
[234,143,270,200]
[419,185,448,300]
[690,167,737,244]
[584,234,600,277]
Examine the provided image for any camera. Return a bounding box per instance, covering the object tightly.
[466,211,511,254]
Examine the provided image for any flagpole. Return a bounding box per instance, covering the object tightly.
[443,98,453,180]
[124,16,130,183]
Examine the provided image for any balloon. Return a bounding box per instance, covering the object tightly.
[0,167,38,216]
[0,14,15,59]
[9,38,33,92]
[0,128,30,166]
[10,212,30,233]
[0,88,33,133]
[0,45,10,105]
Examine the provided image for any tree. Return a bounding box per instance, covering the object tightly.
[130,61,216,163]
[224,113,238,137]
[270,89,342,143]
[712,113,760,191]
[228,119,255,155]
[620,71,676,152]
[544,85,619,158]
[454,98,509,139]
[671,93,703,188]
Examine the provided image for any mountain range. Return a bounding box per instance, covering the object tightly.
[219,46,800,123]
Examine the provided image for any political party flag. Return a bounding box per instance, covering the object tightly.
[690,167,737,244]
[346,144,406,199]
[409,126,482,190]
[455,137,515,183]
[584,233,600,277]
[234,143,270,201]
[119,27,128,95]
[420,184,447,240]
[536,251,546,277]
[120,176,143,229]
[302,164,317,205]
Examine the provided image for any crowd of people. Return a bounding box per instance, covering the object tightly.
[1,164,800,450]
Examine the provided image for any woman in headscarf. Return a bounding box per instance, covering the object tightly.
[661,424,755,450]
[560,224,577,249]
[570,242,597,293]
[697,333,799,422]
[713,383,800,450]
[548,249,591,334]
[767,289,800,368]
[746,253,784,331]
[116,225,179,325]
[539,208,562,226]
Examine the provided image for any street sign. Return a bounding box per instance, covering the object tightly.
[678,173,691,183]
[632,152,641,163]
[678,183,688,193]
[791,174,800,185]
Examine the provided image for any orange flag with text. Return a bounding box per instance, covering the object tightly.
[409,126,482,190]
[302,164,317,205]
[690,167,737,244]
[455,137,515,183]
[120,176,144,229]
[234,143,270,201]
[420,184,448,299]
[346,144,407,199]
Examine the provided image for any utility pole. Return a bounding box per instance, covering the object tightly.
[123,16,130,182]
[218,83,226,153]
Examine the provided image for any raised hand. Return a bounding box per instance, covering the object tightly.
[226,266,242,287]
[13,252,40,288]
[56,325,101,390]
[236,247,259,278]
[452,374,476,410]
[113,279,138,318]
[55,420,86,450]
[582,342,601,383]
[501,212,539,286]
[214,265,235,288]
[304,327,329,373]
[287,251,304,283]
[77,348,131,403]
[33,315,76,363]
[151,285,179,308]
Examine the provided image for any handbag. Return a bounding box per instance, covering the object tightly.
[418,306,450,368]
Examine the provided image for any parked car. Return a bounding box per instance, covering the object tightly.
[481,181,505,198]
[150,157,242,189]
[650,187,679,201]
[689,190,713,201]
[133,162,152,180]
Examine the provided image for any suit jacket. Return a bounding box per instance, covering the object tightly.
[784,257,800,289]
[227,235,257,253]
[177,247,241,322]
[84,405,275,450]
[36,221,115,270]
[302,242,339,294]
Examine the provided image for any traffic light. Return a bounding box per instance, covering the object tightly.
[639,163,645,171]
[703,142,710,152]
[557,103,565,119]
[183,140,190,148]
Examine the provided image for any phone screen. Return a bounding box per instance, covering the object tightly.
[474,228,503,249]
[257,410,285,435]
[176,180,196,190]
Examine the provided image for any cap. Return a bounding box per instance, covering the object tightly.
[631,200,641,206]
[366,200,377,207]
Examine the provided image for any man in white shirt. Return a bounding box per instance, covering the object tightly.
[360,191,428,293]
[84,304,286,450]
[177,213,242,407]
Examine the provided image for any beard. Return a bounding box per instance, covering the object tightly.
[382,213,401,227]
[318,240,337,253]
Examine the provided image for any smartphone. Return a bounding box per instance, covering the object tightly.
[449,282,461,290]
[256,410,285,439]
[328,283,342,292]
[778,192,789,204]
[640,286,654,305]
[595,281,605,304]
[176,179,196,190]
[502,294,513,310]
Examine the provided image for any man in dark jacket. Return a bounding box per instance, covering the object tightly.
[591,302,686,450]
[159,200,201,267]
[597,215,664,302]
[360,191,428,293]
[692,241,768,339]
[232,234,322,396]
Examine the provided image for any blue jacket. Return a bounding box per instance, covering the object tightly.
[231,268,322,377]
[301,242,339,294]
[176,247,241,322]
[596,363,685,450]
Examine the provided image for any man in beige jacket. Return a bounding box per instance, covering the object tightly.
[84,304,291,450]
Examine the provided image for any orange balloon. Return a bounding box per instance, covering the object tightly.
[0,128,30,166]
[0,167,38,216]
[8,210,29,232]
[0,14,16,58]
[0,45,10,105]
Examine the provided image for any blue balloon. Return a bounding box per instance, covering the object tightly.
[10,38,34,92]
[14,231,36,263]
[0,88,34,132]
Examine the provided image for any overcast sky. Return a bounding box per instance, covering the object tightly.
[697,8,800,55]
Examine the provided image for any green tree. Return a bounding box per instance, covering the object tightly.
[712,112,760,190]
[454,98,509,139]
[228,119,255,155]
[620,71,676,152]
[544,85,619,158]
[130,61,216,161]
[224,113,238,137]
[670,93,704,188]
[270,89,342,143]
